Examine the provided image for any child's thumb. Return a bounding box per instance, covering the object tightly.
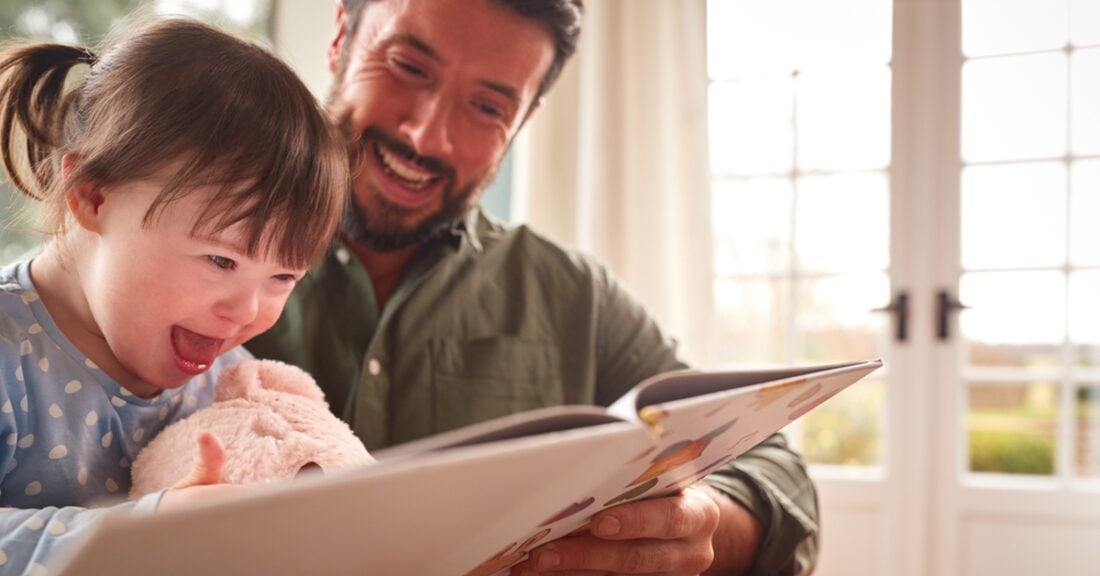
[172,432,227,488]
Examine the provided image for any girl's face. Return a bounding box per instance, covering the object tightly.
[75,174,305,396]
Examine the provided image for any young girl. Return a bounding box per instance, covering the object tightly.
[0,18,348,573]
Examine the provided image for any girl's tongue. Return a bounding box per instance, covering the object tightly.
[170,326,223,374]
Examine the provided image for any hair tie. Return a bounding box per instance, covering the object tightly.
[80,48,97,66]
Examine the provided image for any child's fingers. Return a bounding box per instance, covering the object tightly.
[172,432,226,489]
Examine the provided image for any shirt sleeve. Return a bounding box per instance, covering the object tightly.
[592,262,820,575]
[0,497,141,574]
[703,433,819,576]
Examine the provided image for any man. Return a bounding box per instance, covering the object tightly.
[247,1,819,574]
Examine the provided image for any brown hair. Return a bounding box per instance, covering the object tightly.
[339,0,583,102]
[0,18,349,268]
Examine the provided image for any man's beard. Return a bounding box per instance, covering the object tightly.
[341,125,491,252]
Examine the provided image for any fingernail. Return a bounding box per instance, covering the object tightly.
[595,516,621,536]
[534,548,560,569]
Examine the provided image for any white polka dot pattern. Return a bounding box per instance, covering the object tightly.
[0,261,236,573]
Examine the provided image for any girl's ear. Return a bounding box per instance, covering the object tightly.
[61,153,105,233]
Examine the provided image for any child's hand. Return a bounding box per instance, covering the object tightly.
[156,432,251,512]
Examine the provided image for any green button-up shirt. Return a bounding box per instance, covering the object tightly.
[246,208,818,575]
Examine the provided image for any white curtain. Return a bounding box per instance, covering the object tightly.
[512,0,716,367]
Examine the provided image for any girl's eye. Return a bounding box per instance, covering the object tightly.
[273,273,298,283]
[207,255,237,270]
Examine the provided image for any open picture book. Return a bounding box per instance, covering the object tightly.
[54,358,881,576]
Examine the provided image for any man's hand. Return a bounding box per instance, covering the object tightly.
[509,485,723,576]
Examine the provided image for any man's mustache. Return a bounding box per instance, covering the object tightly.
[357,126,456,182]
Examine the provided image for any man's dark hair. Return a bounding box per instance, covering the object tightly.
[341,0,583,101]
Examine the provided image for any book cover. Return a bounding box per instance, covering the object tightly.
[53,358,882,576]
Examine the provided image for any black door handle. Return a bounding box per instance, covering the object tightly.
[872,291,909,342]
[936,290,970,340]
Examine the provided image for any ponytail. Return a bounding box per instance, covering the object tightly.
[0,43,97,200]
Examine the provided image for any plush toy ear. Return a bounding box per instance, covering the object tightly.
[215,359,326,405]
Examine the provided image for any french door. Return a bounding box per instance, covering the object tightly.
[707,1,1100,574]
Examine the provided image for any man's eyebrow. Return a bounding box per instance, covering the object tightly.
[392,32,521,104]
[394,32,441,63]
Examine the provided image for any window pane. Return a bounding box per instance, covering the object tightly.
[714,278,789,366]
[968,382,1057,475]
[707,0,795,80]
[712,178,792,275]
[1078,386,1100,477]
[1071,0,1100,47]
[1071,48,1100,155]
[797,67,892,171]
[962,54,1067,162]
[796,172,890,273]
[709,79,793,175]
[961,271,1065,368]
[802,378,884,467]
[797,273,890,363]
[961,162,1066,269]
[0,194,39,263]
[1071,160,1100,266]
[962,0,1069,56]
[153,0,271,37]
[1070,271,1100,367]
[792,0,892,70]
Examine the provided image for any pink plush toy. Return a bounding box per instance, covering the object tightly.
[130,359,372,498]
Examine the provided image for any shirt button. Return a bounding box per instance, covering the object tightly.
[367,359,381,376]
[335,247,351,265]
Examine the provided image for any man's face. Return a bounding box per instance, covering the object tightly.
[328,0,555,250]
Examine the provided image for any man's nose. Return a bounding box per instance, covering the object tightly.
[399,91,455,160]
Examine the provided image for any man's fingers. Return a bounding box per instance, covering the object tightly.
[172,432,226,489]
[591,488,721,541]
[523,534,709,574]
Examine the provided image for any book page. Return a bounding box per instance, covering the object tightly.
[463,359,882,576]
[374,405,628,461]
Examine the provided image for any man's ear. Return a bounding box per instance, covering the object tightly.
[61,153,104,233]
[327,1,348,75]
[518,96,544,131]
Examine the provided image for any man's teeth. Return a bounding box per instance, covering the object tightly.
[377,144,434,189]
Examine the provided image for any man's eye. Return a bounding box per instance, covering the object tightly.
[207,255,236,270]
[392,57,425,78]
[474,100,504,119]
